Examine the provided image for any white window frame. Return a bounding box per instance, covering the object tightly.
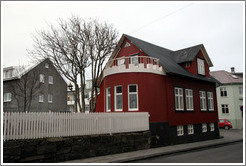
[222,104,229,114]
[207,92,214,111]
[114,85,123,111]
[3,93,12,102]
[177,125,184,136]
[48,76,53,84]
[210,123,215,131]
[39,94,44,103]
[117,58,125,66]
[40,74,44,83]
[199,91,207,111]
[188,124,194,135]
[197,58,205,75]
[202,123,207,133]
[175,87,184,111]
[124,42,131,48]
[45,63,49,68]
[130,56,139,65]
[185,89,194,111]
[239,86,243,95]
[48,94,53,103]
[220,87,227,97]
[106,87,111,112]
[128,84,138,111]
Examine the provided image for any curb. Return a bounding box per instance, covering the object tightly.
[111,139,243,163]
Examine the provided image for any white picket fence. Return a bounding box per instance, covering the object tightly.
[3,112,149,141]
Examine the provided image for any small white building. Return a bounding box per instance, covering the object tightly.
[210,67,243,129]
[67,80,92,113]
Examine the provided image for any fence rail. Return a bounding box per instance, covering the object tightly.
[3,112,149,141]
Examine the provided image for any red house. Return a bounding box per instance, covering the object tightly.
[95,34,220,147]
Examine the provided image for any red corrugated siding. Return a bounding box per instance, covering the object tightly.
[95,73,168,123]
[116,38,148,58]
[166,75,218,126]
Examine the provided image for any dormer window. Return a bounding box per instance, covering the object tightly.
[197,58,205,75]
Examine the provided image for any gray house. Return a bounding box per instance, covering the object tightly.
[3,58,67,112]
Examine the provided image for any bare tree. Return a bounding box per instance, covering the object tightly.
[28,16,118,112]
[83,19,119,112]
[28,16,90,112]
[10,66,41,112]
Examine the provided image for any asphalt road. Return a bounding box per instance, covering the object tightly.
[131,142,243,163]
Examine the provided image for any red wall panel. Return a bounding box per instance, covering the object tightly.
[166,75,218,126]
[95,73,169,123]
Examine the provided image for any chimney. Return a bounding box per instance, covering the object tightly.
[231,67,235,73]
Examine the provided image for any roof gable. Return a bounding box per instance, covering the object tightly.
[105,34,217,83]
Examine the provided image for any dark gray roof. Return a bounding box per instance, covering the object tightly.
[169,44,203,63]
[124,34,218,83]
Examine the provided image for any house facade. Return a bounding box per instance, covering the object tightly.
[95,34,220,147]
[67,80,92,113]
[3,58,67,112]
[210,68,243,129]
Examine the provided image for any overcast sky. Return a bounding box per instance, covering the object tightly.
[1,1,245,73]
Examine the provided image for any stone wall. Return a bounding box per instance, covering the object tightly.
[3,131,151,163]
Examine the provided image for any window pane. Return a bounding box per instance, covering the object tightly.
[107,88,111,94]
[129,85,136,92]
[107,96,111,110]
[116,95,122,109]
[129,94,137,109]
[116,86,122,93]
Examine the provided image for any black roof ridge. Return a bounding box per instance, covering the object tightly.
[124,34,173,52]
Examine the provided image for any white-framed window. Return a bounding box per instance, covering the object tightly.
[239,86,243,95]
[199,91,207,111]
[185,89,194,111]
[117,58,125,66]
[210,123,215,131]
[115,86,123,111]
[130,56,139,65]
[124,42,131,48]
[3,70,13,79]
[45,63,49,68]
[48,94,53,103]
[207,92,214,111]
[220,87,227,97]
[186,62,190,68]
[48,76,53,84]
[3,93,12,102]
[197,58,205,75]
[175,87,184,111]
[188,124,194,135]
[177,125,184,136]
[40,74,44,83]
[202,123,207,132]
[39,95,44,103]
[128,84,138,111]
[106,87,111,112]
[222,104,229,114]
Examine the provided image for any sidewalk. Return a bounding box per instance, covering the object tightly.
[63,129,243,163]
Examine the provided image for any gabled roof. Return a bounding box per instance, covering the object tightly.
[169,44,202,63]
[210,70,243,84]
[122,34,217,83]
